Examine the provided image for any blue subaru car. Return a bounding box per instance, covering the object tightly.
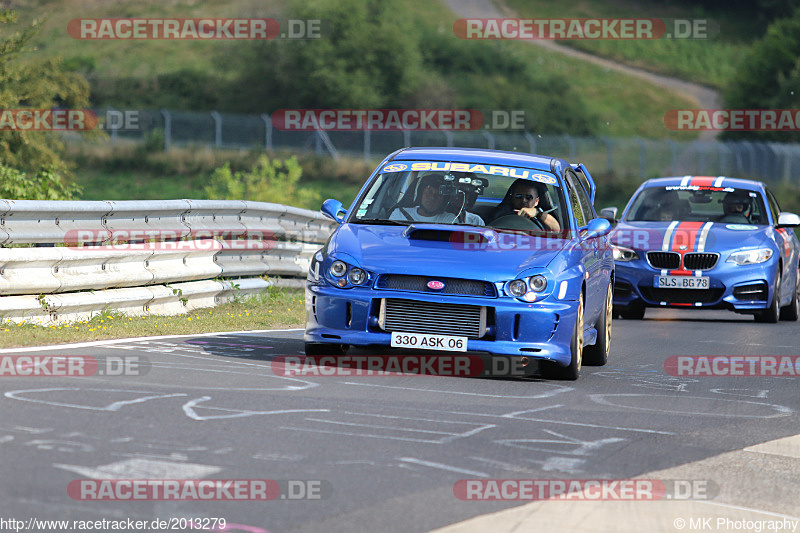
[304,147,614,380]
[604,176,800,322]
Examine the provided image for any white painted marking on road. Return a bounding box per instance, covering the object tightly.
[590,394,793,418]
[340,381,572,399]
[496,429,626,456]
[53,458,220,479]
[4,388,187,411]
[182,396,329,421]
[710,388,769,399]
[397,457,489,477]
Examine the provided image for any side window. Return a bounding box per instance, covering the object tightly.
[565,177,586,228]
[765,189,781,224]
[565,171,593,226]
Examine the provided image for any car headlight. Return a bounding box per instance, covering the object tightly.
[726,248,773,265]
[612,245,638,262]
[529,275,547,292]
[348,268,368,285]
[507,279,527,297]
[330,260,348,277]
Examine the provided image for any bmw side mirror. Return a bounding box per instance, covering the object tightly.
[321,199,347,224]
[598,207,618,223]
[584,218,612,239]
[777,212,800,228]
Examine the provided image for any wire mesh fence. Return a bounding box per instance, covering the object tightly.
[94,108,800,183]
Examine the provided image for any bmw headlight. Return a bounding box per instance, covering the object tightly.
[348,268,368,285]
[612,245,638,262]
[330,260,348,277]
[507,279,527,297]
[726,248,773,265]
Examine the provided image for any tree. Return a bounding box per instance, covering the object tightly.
[724,7,800,141]
[0,9,90,179]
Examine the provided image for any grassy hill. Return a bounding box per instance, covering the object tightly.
[13,0,703,139]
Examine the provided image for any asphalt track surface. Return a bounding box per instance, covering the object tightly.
[1,309,798,533]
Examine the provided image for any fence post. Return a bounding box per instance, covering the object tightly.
[482,131,495,149]
[364,129,371,161]
[160,109,172,151]
[261,114,272,151]
[563,134,576,161]
[601,137,613,173]
[666,140,677,175]
[524,132,536,154]
[211,111,222,147]
[443,131,453,148]
[107,106,118,144]
[634,137,646,177]
[403,130,411,147]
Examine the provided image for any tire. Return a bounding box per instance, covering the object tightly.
[620,301,646,320]
[755,268,780,323]
[304,342,348,356]
[584,283,612,366]
[547,293,583,381]
[779,267,799,321]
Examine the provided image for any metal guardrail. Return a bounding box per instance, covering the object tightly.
[0,200,334,324]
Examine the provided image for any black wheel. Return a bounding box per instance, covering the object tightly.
[620,301,646,320]
[546,293,583,381]
[779,267,799,321]
[584,283,612,366]
[755,269,781,323]
[304,342,348,356]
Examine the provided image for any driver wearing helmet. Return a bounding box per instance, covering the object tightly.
[389,173,485,226]
[719,190,751,223]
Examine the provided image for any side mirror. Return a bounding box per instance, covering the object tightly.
[321,199,347,224]
[777,212,800,227]
[583,217,612,239]
[598,207,618,223]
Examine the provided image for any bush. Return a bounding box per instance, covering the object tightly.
[204,155,322,209]
[0,165,81,200]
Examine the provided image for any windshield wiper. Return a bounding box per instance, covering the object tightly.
[351,218,409,226]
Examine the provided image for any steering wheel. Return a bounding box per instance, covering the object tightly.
[489,214,544,231]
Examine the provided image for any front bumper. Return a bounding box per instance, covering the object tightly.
[613,258,776,313]
[304,283,580,366]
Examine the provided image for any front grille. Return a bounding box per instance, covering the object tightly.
[647,251,680,269]
[640,287,724,304]
[380,298,486,338]
[683,253,719,270]
[376,274,496,297]
[733,283,768,301]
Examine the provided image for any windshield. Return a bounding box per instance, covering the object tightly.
[625,185,768,225]
[350,161,568,234]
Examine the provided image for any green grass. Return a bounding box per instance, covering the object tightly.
[12,0,700,139]
[0,286,305,348]
[501,0,758,89]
